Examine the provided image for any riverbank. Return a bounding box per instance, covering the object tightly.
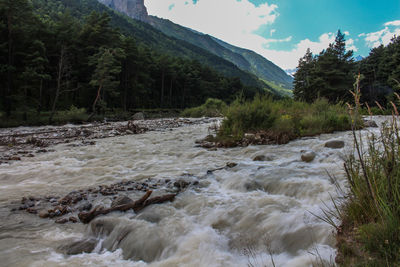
[0,117,217,165]
[194,97,363,148]
[334,116,400,266]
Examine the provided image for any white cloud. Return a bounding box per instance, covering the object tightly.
[144,0,356,69]
[347,38,358,52]
[362,20,400,48]
[145,0,278,47]
[384,20,400,26]
[253,32,336,69]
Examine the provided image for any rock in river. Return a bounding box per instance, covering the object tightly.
[325,140,345,149]
[61,238,97,255]
[301,151,316,162]
[364,120,378,128]
[111,195,133,208]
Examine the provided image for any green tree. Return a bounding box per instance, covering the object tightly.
[294,30,355,103]
[88,47,122,119]
[293,48,315,101]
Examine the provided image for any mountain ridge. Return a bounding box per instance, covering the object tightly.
[147,15,293,90]
[94,0,293,91]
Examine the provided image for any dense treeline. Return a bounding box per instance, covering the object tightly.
[294,30,400,107]
[0,0,261,122]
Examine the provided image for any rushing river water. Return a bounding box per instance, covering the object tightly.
[0,117,387,267]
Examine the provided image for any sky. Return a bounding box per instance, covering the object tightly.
[144,0,400,70]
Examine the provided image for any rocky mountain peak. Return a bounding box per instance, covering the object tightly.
[98,0,148,22]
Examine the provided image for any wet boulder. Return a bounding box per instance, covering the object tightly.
[38,210,49,218]
[244,180,263,191]
[253,155,274,162]
[61,238,97,255]
[364,120,378,128]
[111,195,133,208]
[301,151,316,162]
[226,162,237,168]
[253,155,267,161]
[325,140,345,149]
[77,201,93,212]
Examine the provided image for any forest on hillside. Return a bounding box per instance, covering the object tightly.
[0,0,262,124]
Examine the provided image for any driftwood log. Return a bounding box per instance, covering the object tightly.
[78,191,176,224]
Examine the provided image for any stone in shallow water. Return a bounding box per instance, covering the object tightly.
[111,195,133,208]
[38,210,49,218]
[61,238,97,255]
[364,120,378,128]
[301,151,316,162]
[325,140,345,149]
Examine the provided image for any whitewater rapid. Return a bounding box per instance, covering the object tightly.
[0,117,386,267]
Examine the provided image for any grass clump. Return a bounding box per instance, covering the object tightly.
[216,95,357,144]
[181,98,227,118]
[336,117,400,266]
[327,77,400,266]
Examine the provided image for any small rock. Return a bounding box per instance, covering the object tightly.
[132,112,145,120]
[301,151,316,162]
[38,210,49,218]
[364,120,378,128]
[253,155,267,161]
[174,180,190,189]
[244,180,263,191]
[200,141,215,149]
[26,207,37,214]
[126,130,133,134]
[55,218,69,224]
[111,195,133,208]
[325,140,345,149]
[226,162,237,168]
[78,202,92,212]
[69,216,78,223]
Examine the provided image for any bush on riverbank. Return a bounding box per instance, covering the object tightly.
[181,98,227,118]
[335,116,400,266]
[215,96,358,144]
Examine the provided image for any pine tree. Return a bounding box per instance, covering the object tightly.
[88,47,122,119]
[293,48,315,102]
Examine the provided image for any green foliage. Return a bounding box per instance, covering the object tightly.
[294,30,400,108]
[181,98,227,118]
[0,0,263,126]
[358,36,400,107]
[339,117,400,265]
[294,30,355,103]
[217,96,354,144]
[55,105,87,123]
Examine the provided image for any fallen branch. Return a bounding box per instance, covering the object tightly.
[78,191,176,224]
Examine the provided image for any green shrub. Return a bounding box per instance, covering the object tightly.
[54,105,87,123]
[181,98,227,118]
[216,96,356,144]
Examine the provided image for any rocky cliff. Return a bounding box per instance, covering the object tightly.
[98,0,148,22]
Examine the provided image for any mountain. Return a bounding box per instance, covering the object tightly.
[93,0,293,93]
[44,0,271,93]
[147,16,293,91]
[97,0,148,22]
[285,68,297,77]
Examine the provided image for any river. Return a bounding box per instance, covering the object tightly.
[0,117,385,267]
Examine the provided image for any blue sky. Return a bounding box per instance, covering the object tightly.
[144,0,400,70]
